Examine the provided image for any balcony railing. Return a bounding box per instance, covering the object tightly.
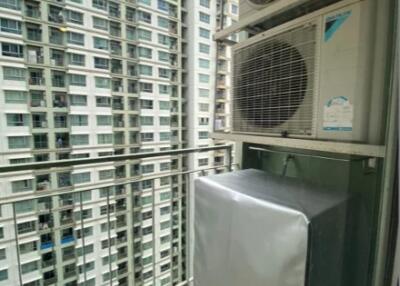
[0,145,233,285]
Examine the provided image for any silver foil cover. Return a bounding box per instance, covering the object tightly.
[194,169,348,286]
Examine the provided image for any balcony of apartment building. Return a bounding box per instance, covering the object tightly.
[113,114,125,128]
[111,59,123,74]
[32,112,48,128]
[53,92,68,108]
[50,49,65,67]
[112,78,124,93]
[51,71,66,88]
[127,44,137,59]
[30,91,46,107]
[128,80,138,94]
[113,97,124,110]
[110,22,122,38]
[48,5,64,24]
[25,0,41,19]
[49,27,64,45]
[28,68,45,86]
[26,22,42,42]
[111,40,122,56]
[27,45,44,64]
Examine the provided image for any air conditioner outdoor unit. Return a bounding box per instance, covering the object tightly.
[232,0,389,143]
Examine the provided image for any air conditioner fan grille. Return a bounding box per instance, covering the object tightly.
[232,24,317,135]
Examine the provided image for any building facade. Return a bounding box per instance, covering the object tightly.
[0,0,236,285]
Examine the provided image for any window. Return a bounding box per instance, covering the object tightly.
[138,29,152,41]
[71,134,89,146]
[198,158,209,166]
[93,0,107,10]
[199,43,210,54]
[159,68,170,79]
[75,209,93,221]
[141,164,154,174]
[160,162,170,171]
[159,117,170,126]
[140,82,153,92]
[199,58,210,69]
[17,221,36,234]
[0,249,5,260]
[199,117,209,126]
[67,32,84,45]
[96,96,111,107]
[158,51,170,62]
[21,260,38,274]
[140,99,153,109]
[98,134,113,144]
[198,131,209,139]
[95,77,110,88]
[68,53,85,66]
[160,234,170,244]
[72,172,91,184]
[232,4,238,14]
[138,0,151,5]
[7,114,28,126]
[99,170,113,180]
[3,67,25,81]
[199,103,209,112]
[199,88,209,97]
[143,255,153,266]
[139,65,153,76]
[0,269,7,281]
[66,10,83,24]
[93,17,108,30]
[160,206,170,215]
[199,12,210,24]
[200,0,210,8]
[2,42,23,57]
[94,57,109,69]
[97,115,112,126]
[77,244,94,257]
[157,16,169,29]
[159,101,170,110]
[141,133,154,142]
[8,136,30,149]
[160,191,171,201]
[158,34,171,46]
[159,132,170,141]
[70,115,88,126]
[140,116,154,126]
[19,241,37,254]
[94,37,109,50]
[199,28,210,39]
[159,84,170,94]
[11,179,33,193]
[138,47,152,59]
[0,18,21,34]
[70,94,87,106]
[199,74,210,83]
[141,195,152,206]
[0,0,20,10]
[4,90,26,103]
[69,74,86,86]
[138,11,151,23]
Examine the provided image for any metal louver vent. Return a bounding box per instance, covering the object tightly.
[232,24,317,136]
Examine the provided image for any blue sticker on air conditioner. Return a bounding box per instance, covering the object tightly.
[324,11,352,42]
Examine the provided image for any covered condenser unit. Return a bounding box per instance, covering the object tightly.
[232,0,388,143]
[194,169,350,286]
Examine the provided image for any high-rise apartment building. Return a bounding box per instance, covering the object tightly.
[0,0,236,285]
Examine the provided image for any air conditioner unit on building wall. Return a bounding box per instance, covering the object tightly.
[232,0,389,143]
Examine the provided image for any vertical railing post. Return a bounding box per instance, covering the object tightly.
[227,144,233,172]
[12,202,23,286]
[79,191,87,283]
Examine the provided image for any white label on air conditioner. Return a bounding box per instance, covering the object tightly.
[323,96,353,131]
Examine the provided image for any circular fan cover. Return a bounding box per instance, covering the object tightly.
[236,40,308,129]
[248,0,276,7]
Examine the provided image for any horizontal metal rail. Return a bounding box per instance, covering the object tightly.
[0,145,233,173]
